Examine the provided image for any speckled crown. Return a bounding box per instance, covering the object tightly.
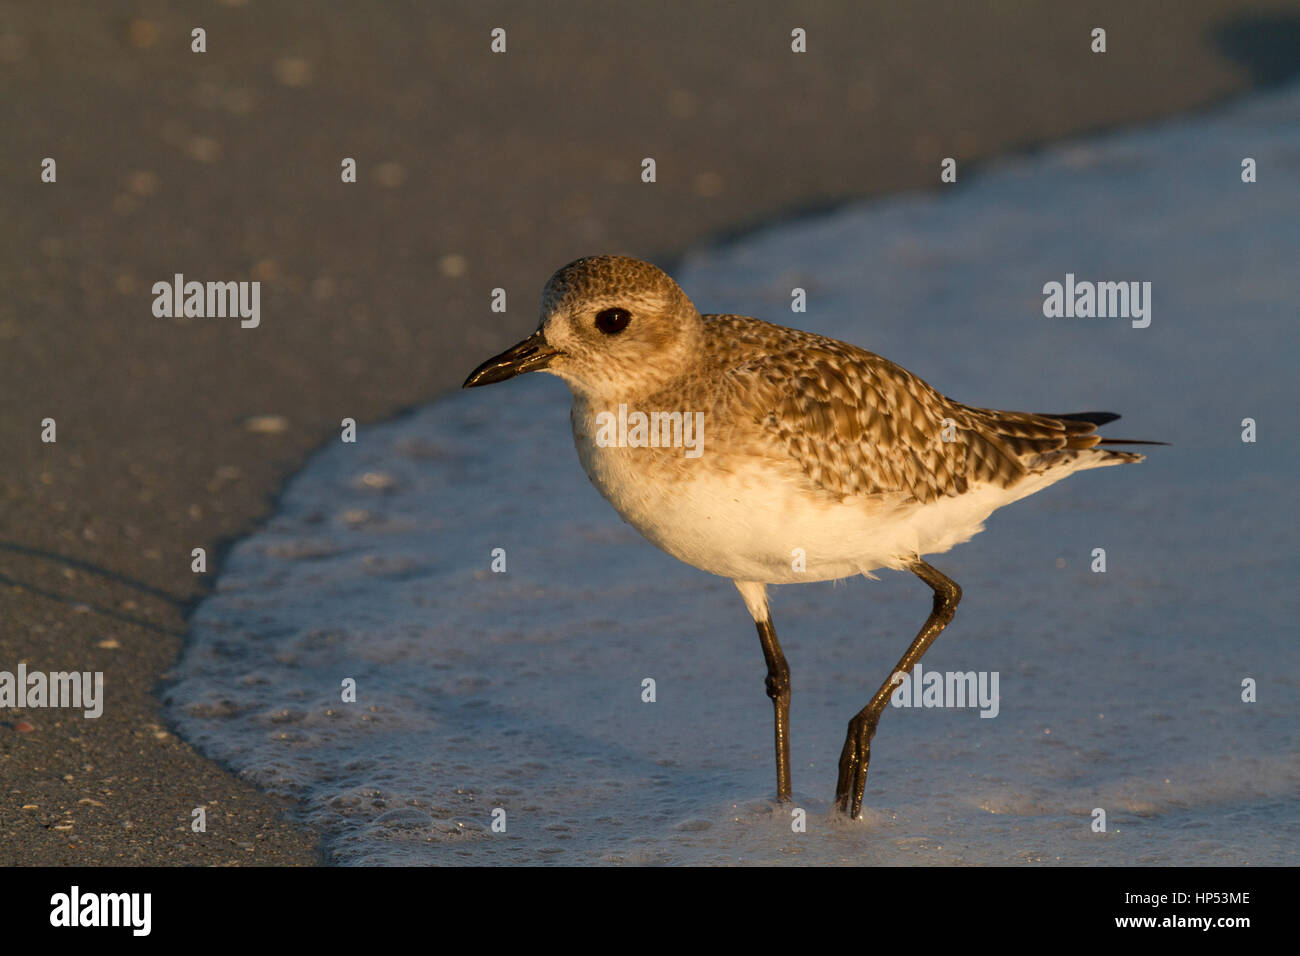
[541,255,696,317]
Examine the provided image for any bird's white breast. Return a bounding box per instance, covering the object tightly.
[568,397,1014,584]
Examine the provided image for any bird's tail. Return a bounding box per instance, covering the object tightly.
[1038,411,1169,450]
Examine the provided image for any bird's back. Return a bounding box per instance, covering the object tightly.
[685,313,1143,507]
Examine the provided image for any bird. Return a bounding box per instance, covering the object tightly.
[463,255,1159,818]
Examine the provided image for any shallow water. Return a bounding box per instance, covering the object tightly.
[165,82,1300,865]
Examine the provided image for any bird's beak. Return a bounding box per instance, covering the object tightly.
[462,329,562,388]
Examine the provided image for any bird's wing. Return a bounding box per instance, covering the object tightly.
[722,337,1107,503]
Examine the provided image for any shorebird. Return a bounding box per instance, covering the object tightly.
[463,255,1158,818]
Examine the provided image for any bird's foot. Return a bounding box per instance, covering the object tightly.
[834,714,878,819]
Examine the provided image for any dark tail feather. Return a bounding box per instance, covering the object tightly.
[1096,438,1170,446]
[1041,411,1121,426]
[1041,411,1166,446]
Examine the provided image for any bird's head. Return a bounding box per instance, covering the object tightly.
[462,256,704,399]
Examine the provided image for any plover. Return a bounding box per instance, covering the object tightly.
[464,255,1158,818]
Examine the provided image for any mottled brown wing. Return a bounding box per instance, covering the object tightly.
[726,338,1101,503]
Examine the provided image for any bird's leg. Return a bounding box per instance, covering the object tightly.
[836,559,961,818]
[754,616,792,801]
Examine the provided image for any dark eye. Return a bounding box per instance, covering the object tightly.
[594,307,631,334]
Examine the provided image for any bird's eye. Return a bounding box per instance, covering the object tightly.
[594,307,631,335]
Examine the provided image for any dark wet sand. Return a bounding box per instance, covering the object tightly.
[1,1,1294,864]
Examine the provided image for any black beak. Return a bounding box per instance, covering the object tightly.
[462,329,561,388]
